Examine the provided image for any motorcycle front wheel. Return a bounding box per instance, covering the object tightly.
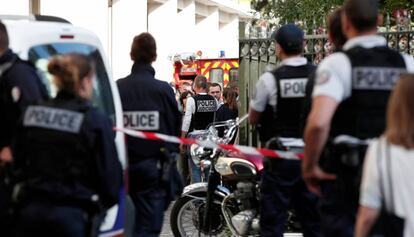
[170,196,231,237]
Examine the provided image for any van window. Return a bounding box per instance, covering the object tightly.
[230,68,238,82]
[209,68,223,88]
[28,43,116,124]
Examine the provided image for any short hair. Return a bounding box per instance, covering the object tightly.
[328,7,347,49]
[209,82,222,92]
[193,75,208,90]
[130,33,157,64]
[344,0,379,33]
[0,21,9,51]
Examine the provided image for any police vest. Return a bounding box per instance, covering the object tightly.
[331,46,406,139]
[258,63,315,142]
[18,98,97,201]
[189,94,216,131]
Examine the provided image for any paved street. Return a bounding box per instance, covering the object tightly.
[160,203,174,237]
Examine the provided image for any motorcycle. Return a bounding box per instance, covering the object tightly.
[170,116,303,237]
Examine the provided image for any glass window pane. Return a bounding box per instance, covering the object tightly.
[28,43,116,124]
[210,68,223,88]
[230,68,239,82]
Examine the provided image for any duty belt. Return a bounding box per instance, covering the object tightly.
[321,135,370,171]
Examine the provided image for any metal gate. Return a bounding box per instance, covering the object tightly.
[238,23,414,146]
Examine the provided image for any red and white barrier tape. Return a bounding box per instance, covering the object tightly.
[114,127,303,160]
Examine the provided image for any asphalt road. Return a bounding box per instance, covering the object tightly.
[159,202,304,237]
[160,203,174,237]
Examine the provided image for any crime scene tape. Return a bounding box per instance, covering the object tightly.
[114,127,303,160]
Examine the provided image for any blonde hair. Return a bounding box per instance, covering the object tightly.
[385,73,414,149]
[48,53,93,94]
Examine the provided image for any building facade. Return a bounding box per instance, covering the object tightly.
[0,0,251,82]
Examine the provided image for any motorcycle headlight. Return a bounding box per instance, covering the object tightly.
[190,144,205,157]
[215,159,232,176]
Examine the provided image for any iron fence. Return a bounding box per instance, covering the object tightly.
[238,29,414,146]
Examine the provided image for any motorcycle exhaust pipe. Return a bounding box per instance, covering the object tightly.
[221,194,242,237]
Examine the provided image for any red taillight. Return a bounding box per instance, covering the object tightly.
[60,35,74,39]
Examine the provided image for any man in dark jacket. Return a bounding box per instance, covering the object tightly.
[0,20,48,235]
[0,21,48,163]
[117,33,181,237]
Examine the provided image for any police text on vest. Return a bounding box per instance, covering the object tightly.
[280,78,307,98]
[197,100,216,112]
[353,67,406,90]
[123,111,160,130]
[23,106,84,133]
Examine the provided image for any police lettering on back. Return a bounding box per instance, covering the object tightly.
[353,67,405,90]
[23,106,84,133]
[123,111,160,130]
[280,78,307,98]
[197,100,215,112]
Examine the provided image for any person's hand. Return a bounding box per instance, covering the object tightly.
[179,143,185,154]
[302,164,336,196]
[0,146,13,166]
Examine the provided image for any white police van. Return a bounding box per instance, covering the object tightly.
[1,15,132,237]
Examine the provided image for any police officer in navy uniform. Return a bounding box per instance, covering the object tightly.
[11,53,122,237]
[0,21,48,163]
[302,0,414,236]
[249,24,321,237]
[117,33,181,237]
[181,75,216,183]
[0,21,48,235]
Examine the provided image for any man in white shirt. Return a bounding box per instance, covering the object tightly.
[249,24,321,237]
[302,0,414,236]
[181,75,217,183]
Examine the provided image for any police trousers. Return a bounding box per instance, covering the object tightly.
[260,159,321,237]
[129,159,167,237]
[318,143,367,237]
[130,185,166,237]
[12,202,88,237]
[318,180,357,237]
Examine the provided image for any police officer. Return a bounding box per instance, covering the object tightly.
[249,24,321,237]
[0,20,48,235]
[181,75,217,183]
[11,53,122,237]
[302,0,414,236]
[0,20,48,163]
[117,33,181,237]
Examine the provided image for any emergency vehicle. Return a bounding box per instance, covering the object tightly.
[2,15,132,237]
[172,52,239,88]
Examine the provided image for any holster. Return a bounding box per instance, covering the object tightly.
[320,142,368,206]
[160,148,184,207]
[263,137,301,173]
[86,208,106,237]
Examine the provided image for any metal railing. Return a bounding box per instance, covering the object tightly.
[238,29,414,146]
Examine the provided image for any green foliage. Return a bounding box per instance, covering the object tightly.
[382,0,414,11]
[251,0,344,29]
[251,0,413,30]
